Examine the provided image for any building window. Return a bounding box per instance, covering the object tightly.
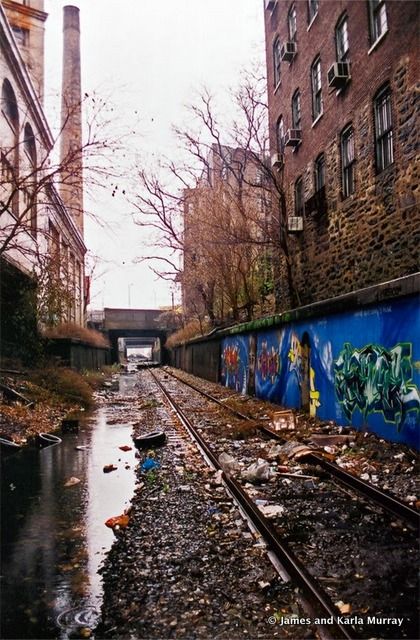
[292,90,301,129]
[24,123,37,236]
[315,153,325,191]
[276,116,285,153]
[341,125,355,198]
[273,37,281,88]
[311,57,323,120]
[1,79,19,216]
[368,0,388,44]
[374,85,393,172]
[336,14,349,61]
[307,0,318,24]
[288,5,297,40]
[11,25,29,47]
[295,177,304,215]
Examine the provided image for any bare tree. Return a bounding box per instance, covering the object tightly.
[1,92,126,323]
[132,69,301,330]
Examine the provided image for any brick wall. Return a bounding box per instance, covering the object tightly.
[264,0,419,311]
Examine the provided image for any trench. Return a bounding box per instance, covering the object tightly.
[0,374,137,639]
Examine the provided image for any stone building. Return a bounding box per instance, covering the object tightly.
[0,1,86,358]
[264,0,419,311]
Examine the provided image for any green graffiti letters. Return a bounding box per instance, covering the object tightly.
[334,342,420,429]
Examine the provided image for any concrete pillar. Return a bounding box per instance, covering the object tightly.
[60,5,84,236]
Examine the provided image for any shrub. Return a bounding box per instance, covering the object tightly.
[30,367,94,409]
[166,319,211,348]
[43,323,109,348]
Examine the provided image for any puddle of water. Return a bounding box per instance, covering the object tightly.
[0,375,137,639]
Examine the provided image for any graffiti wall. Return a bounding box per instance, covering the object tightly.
[220,335,249,395]
[222,296,419,448]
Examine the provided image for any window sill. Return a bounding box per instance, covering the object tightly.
[368,29,388,55]
[311,112,323,128]
[307,12,318,32]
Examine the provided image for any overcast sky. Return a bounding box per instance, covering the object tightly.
[44,0,265,310]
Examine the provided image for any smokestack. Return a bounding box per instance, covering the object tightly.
[60,5,84,236]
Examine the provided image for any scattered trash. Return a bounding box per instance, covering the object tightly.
[103,464,118,473]
[259,504,285,518]
[36,432,62,448]
[218,452,241,475]
[272,410,295,430]
[277,441,315,461]
[335,601,351,614]
[64,477,81,487]
[105,512,130,530]
[75,445,89,451]
[309,434,352,446]
[141,457,160,472]
[266,444,283,460]
[242,459,275,483]
[119,445,132,452]
[134,431,166,449]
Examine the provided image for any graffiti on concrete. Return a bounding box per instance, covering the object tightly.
[257,340,280,384]
[334,342,420,429]
[221,336,249,394]
[288,332,303,383]
[309,366,321,417]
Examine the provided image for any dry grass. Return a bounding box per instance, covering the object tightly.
[166,319,211,348]
[29,367,95,409]
[43,323,110,348]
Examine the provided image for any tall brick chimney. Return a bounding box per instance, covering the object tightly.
[60,5,84,236]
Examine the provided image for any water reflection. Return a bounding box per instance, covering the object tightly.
[1,376,137,639]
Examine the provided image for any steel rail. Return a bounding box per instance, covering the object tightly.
[261,426,420,530]
[150,369,357,640]
[162,368,420,530]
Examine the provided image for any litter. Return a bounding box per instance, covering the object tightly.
[64,476,81,487]
[258,504,285,518]
[242,459,276,483]
[119,445,132,452]
[105,513,130,529]
[141,457,160,472]
[218,452,241,475]
[103,464,117,473]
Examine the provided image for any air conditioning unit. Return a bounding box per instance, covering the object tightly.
[280,41,297,62]
[271,153,284,169]
[327,61,351,88]
[288,216,303,232]
[265,0,277,10]
[284,129,302,147]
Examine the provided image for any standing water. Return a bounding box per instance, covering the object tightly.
[1,374,138,639]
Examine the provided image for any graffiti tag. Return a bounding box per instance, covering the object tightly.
[334,342,420,429]
[257,340,280,383]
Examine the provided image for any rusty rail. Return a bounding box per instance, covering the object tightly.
[150,369,357,640]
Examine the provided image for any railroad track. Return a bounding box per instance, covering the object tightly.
[161,367,420,529]
[148,367,419,640]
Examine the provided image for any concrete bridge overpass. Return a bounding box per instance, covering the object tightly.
[89,308,169,363]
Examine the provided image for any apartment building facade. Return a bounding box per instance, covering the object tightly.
[264,0,419,310]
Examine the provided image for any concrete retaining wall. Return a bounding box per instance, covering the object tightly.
[47,338,110,370]
[171,274,420,449]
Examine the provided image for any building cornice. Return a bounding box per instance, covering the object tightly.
[0,4,52,149]
[1,0,48,23]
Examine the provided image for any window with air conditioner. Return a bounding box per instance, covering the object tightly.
[307,0,318,25]
[281,41,297,62]
[368,0,388,45]
[311,56,323,120]
[374,85,393,172]
[276,116,285,153]
[294,176,304,216]
[336,14,349,61]
[273,37,281,88]
[315,153,325,191]
[292,90,301,129]
[341,125,355,198]
[288,4,297,41]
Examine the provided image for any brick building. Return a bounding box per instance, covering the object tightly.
[182,144,272,323]
[264,0,419,311]
[0,1,86,348]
